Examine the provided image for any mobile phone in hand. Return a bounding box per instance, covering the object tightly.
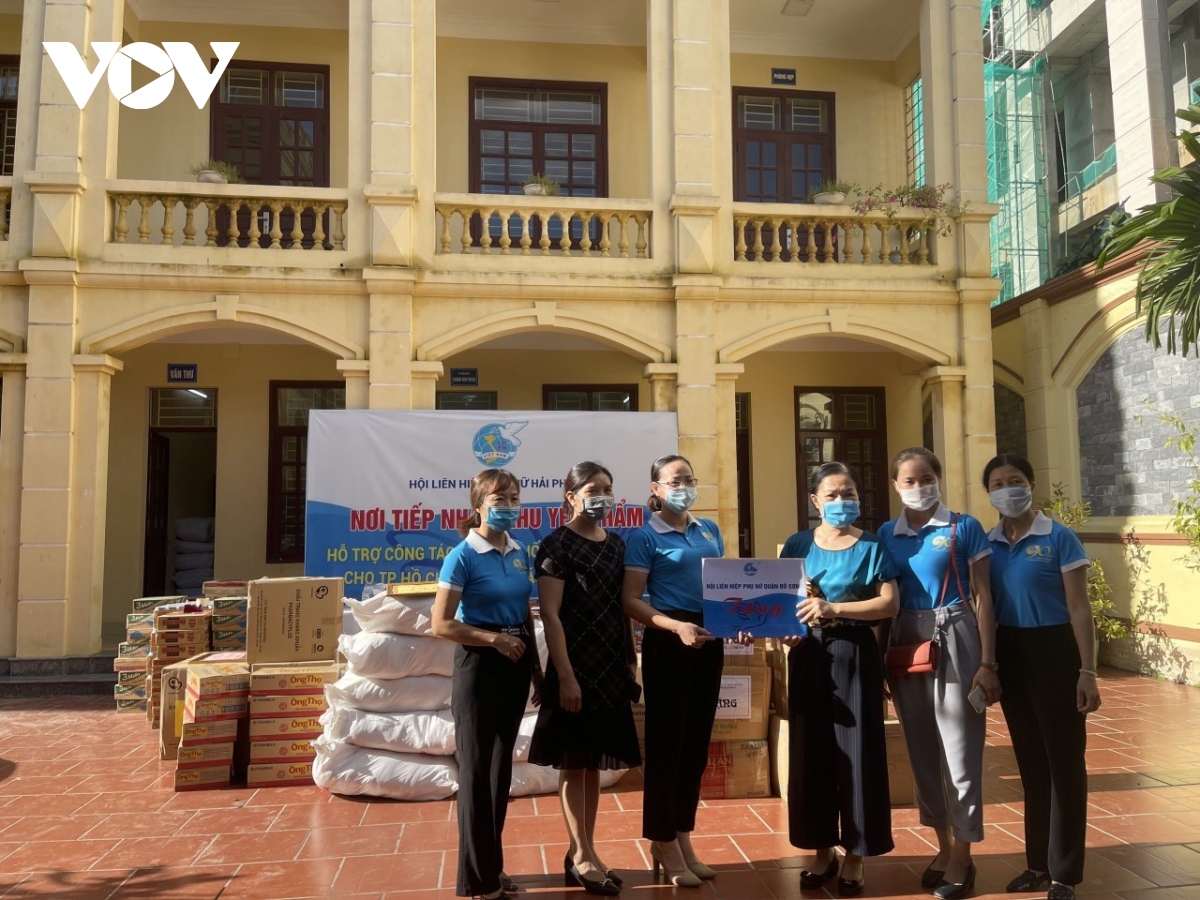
[968,684,988,714]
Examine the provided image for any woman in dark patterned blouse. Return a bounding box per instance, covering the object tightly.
[529,461,642,896]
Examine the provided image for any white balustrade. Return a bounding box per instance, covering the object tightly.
[732,204,940,266]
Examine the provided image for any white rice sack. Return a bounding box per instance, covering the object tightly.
[506,763,626,798]
[312,735,458,801]
[175,540,214,553]
[174,552,214,570]
[175,517,214,542]
[321,706,457,756]
[346,587,436,635]
[342,605,362,637]
[338,632,455,679]
[325,672,452,713]
[513,712,538,763]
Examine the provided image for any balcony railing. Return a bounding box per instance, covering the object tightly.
[732,203,940,266]
[106,180,349,253]
[435,194,652,259]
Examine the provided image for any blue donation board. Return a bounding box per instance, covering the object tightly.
[702,557,808,639]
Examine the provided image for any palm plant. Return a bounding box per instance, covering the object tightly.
[1096,104,1200,356]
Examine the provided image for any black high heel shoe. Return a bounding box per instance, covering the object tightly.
[564,854,623,887]
[921,857,947,889]
[934,862,976,900]
[567,861,620,896]
[799,857,840,890]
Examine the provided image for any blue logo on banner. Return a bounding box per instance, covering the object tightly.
[743,562,760,577]
[471,421,527,468]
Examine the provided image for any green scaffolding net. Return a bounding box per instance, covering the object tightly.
[982,0,1051,304]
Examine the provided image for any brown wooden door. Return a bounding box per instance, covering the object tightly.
[735,393,754,557]
[143,431,171,596]
[794,388,888,533]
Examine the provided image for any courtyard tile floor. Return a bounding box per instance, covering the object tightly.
[1,668,1199,899]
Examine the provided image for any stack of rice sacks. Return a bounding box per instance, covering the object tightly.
[315,585,624,800]
[172,517,215,594]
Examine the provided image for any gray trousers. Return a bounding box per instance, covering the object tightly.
[889,605,986,843]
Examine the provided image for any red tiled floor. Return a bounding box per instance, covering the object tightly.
[1,672,1199,898]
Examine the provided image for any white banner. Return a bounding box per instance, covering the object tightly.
[305,410,678,594]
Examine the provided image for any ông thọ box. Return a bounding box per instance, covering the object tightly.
[249,738,316,764]
[249,693,328,718]
[173,765,231,791]
[249,713,324,740]
[249,662,339,696]
[183,691,249,723]
[176,742,235,769]
[179,719,239,746]
[186,662,250,698]
[247,760,313,786]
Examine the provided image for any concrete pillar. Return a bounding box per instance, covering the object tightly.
[367,283,415,410]
[960,285,1000,521]
[643,363,679,412]
[921,0,991,273]
[355,0,435,266]
[646,0,674,269]
[0,359,26,657]
[714,363,743,558]
[411,363,444,410]
[1107,0,1176,211]
[337,360,371,409]
[1018,298,1060,493]
[674,279,724,534]
[922,367,967,513]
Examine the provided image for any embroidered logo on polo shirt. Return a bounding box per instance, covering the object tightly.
[511,557,528,572]
[931,535,951,551]
[702,532,714,541]
[1025,545,1053,561]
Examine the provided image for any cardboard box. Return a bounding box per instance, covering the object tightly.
[153,611,212,632]
[211,613,247,629]
[701,740,771,799]
[184,691,249,723]
[113,683,147,700]
[769,714,789,797]
[116,670,147,687]
[250,662,339,696]
[766,639,791,718]
[155,644,212,661]
[386,582,437,598]
[710,665,770,742]
[249,738,317,764]
[158,658,199,760]
[247,761,314,786]
[115,698,147,713]
[249,713,325,740]
[173,765,231,792]
[212,629,248,646]
[132,595,187,613]
[180,719,239,745]
[246,577,342,665]
[249,693,327,717]
[120,634,151,649]
[151,633,210,652]
[203,581,248,599]
[177,742,235,769]
[210,595,249,611]
[187,663,251,698]
[127,612,155,629]
[723,639,768,667]
[113,656,149,673]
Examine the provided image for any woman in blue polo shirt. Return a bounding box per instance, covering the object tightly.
[432,469,541,900]
[621,454,725,889]
[781,461,898,897]
[878,448,1000,900]
[984,454,1099,900]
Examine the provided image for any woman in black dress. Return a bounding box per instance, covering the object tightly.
[529,461,642,896]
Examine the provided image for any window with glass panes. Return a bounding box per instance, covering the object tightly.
[733,87,835,203]
[267,382,345,563]
[469,78,607,197]
[436,391,499,411]
[211,62,330,187]
[0,57,17,178]
[905,78,925,186]
[793,387,888,532]
[543,385,637,412]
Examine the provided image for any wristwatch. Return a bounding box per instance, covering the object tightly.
[979,661,999,672]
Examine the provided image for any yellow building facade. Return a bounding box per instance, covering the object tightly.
[0,0,1001,658]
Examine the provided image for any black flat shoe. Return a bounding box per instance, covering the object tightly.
[922,862,946,890]
[800,858,840,890]
[499,873,519,894]
[838,872,865,897]
[568,862,620,896]
[1006,871,1051,893]
[1047,884,1076,900]
[564,854,623,887]
[933,863,976,900]
[605,869,624,886]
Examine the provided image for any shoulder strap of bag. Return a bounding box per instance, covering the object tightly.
[936,515,960,608]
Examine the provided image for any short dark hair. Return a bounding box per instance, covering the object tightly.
[809,461,860,495]
[891,447,943,481]
[982,453,1035,488]
[562,460,614,521]
[459,468,520,536]
[647,454,691,511]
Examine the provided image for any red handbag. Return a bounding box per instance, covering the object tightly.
[886,515,966,677]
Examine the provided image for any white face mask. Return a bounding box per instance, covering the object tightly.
[989,486,1033,518]
[898,484,940,511]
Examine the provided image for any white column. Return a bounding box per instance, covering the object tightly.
[0,360,26,657]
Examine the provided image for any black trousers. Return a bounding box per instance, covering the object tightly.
[641,612,724,842]
[452,634,532,897]
[788,625,893,857]
[997,623,1088,885]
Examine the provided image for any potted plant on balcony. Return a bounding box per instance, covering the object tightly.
[189,160,244,185]
[810,179,855,205]
[905,181,967,236]
[522,173,561,196]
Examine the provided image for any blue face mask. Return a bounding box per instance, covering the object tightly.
[485,506,521,533]
[820,500,860,527]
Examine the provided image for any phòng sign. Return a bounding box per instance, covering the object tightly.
[702,558,808,639]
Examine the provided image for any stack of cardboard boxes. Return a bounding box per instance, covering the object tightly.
[176,660,251,791]
[204,581,249,652]
[247,662,339,787]
[765,638,916,806]
[147,606,213,729]
[114,595,186,714]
